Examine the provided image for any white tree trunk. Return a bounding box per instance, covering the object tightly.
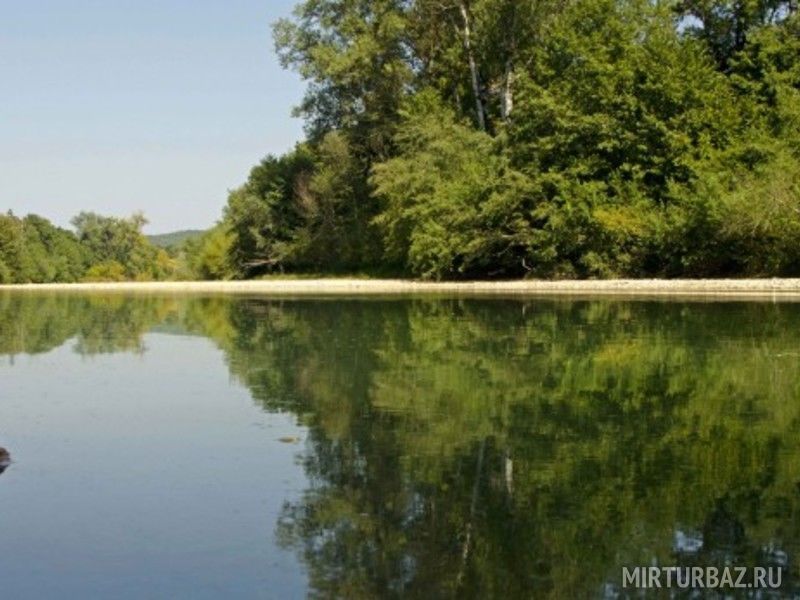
[501,2,517,123]
[504,450,514,496]
[459,1,486,131]
[501,58,514,122]
[456,438,486,587]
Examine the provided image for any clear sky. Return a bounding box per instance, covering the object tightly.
[0,0,305,234]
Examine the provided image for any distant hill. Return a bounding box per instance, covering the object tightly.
[147,229,206,249]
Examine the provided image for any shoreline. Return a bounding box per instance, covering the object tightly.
[4,278,800,299]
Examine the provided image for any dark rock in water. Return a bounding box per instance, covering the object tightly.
[0,447,9,475]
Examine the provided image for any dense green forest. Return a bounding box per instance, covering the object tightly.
[190,0,800,280]
[0,211,176,283]
[4,0,799,283]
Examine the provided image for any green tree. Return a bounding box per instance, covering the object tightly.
[71,211,173,280]
[21,215,89,282]
[274,0,412,156]
[0,212,89,283]
[677,0,797,71]
[212,0,800,280]
[184,225,235,280]
[224,146,314,276]
[372,91,528,279]
[0,213,25,283]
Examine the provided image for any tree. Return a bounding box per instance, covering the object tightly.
[372,91,528,279]
[0,212,25,283]
[0,212,89,283]
[295,131,381,269]
[21,215,89,282]
[274,0,412,158]
[184,226,235,280]
[224,146,314,277]
[677,0,797,71]
[212,0,800,280]
[71,211,171,280]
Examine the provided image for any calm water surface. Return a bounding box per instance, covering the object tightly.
[1,293,799,598]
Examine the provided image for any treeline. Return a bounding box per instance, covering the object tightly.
[0,211,175,283]
[188,0,800,280]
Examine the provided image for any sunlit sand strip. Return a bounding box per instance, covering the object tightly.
[4,279,800,299]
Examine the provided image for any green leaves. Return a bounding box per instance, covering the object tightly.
[0,212,90,283]
[372,91,523,278]
[0,211,178,283]
[274,0,412,150]
[71,211,173,280]
[212,0,800,280]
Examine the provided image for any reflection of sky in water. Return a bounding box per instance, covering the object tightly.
[674,529,703,554]
[0,334,308,599]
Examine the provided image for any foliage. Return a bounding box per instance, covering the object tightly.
[82,260,128,282]
[72,211,176,281]
[223,146,314,277]
[0,210,177,284]
[0,212,89,283]
[372,91,529,279]
[207,0,800,280]
[678,0,797,71]
[274,0,412,155]
[183,225,235,280]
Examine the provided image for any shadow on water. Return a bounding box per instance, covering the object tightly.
[2,292,800,597]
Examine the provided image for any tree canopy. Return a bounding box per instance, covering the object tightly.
[185,0,800,280]
[0,211,176,283]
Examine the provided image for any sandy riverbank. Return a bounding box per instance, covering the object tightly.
[4,278,800,298]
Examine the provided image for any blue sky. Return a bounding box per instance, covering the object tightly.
[0,0,305,233]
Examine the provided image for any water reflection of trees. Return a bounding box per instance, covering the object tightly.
[0,293,180,357]
[210,299,800,597]
[2,294,800,596]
